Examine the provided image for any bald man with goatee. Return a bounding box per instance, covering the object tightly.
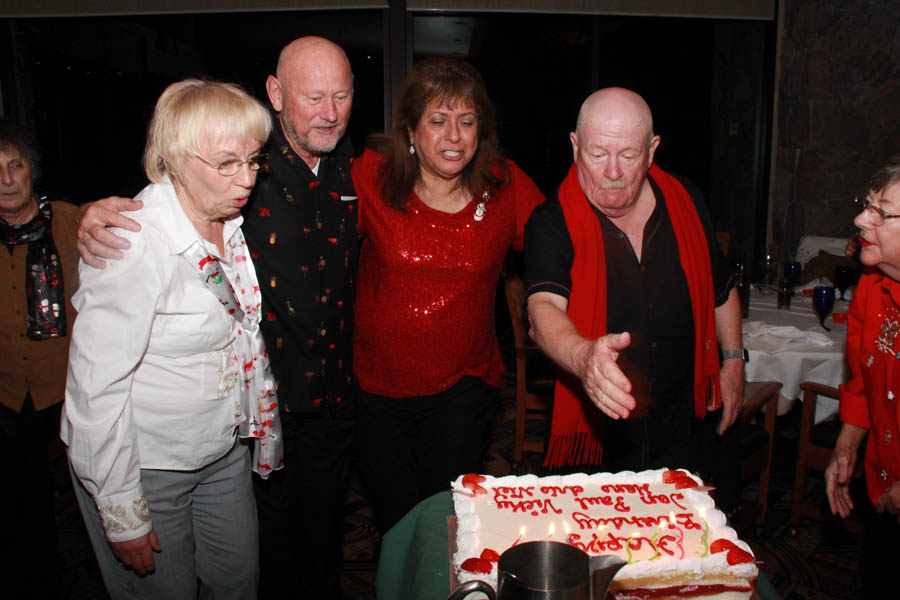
[76,36,358,600]
[524,88,743,508]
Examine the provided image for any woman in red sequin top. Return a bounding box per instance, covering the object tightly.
[351,58,545,533]
[826,156,900,597]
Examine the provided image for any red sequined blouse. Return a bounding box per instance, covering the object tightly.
[840,270,900,505]
[351,149,544,397]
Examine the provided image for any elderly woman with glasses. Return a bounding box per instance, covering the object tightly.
[825,155,900,599]
[61,79,281,600]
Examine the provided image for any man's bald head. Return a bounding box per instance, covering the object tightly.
[575,87,654,147]
[266,36,354,168]
[569,87,660,218]
[275,36,351,86]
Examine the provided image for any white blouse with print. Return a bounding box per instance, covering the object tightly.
[61,180,245,542]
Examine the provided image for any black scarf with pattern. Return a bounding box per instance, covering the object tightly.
[0,197,67,339]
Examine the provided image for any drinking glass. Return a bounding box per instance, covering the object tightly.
[783,261,802,288]
[777,280,792,309]
[834,266,853,301]
[759,247,778,294]
[813,286,836,331]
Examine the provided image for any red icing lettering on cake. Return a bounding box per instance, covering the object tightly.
[539,484,584,497]
[494,486,534,499]
[494,496,563,516]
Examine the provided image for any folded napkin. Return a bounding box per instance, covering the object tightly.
[743,321,835,353]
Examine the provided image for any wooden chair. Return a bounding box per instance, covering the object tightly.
[790,382,865,535]
[503,275,554,462]
[733,381,781,530]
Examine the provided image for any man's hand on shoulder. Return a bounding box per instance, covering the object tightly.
[77,197,143,269]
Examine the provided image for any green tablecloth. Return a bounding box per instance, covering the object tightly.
[376,491,781,600]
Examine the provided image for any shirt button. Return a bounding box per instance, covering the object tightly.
[321,295,328,304]
[881,469,888,480]
[886,430,893,443]
[617,232,624,239]
[319,328,327,336]
[888,391,895,402]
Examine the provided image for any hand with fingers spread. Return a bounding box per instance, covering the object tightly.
[109,530,161,576]
[571,332,635,419]
[76,196,142,268]
[825,423,866,519]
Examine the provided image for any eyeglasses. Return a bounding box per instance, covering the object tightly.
[194,153,270,176]
[854,195,900,226]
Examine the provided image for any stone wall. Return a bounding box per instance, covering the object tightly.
[772,0,900,258]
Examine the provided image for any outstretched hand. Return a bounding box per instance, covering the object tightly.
[573,332,635,420]
[77,196,143,268]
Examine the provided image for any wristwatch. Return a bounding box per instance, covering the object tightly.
[721,348,749,362]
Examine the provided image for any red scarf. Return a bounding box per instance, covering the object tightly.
[544,162,722,468]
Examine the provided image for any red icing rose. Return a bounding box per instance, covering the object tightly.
[480,548,500,562]
[662,469,700,489]
[462,473,488,495]
[461,557,493,574]
[710,539,754,565]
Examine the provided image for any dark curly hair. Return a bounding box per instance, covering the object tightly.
[868,155,900,194]
[0,118,40,183]
[369,57,508,211]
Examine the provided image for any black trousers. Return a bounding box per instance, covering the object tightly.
[860,499,900,597]
[0,395,61,600]
[254,397,355,600]
[356,376,499,534]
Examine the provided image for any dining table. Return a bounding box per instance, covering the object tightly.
[743,285,850,423]
[376,490,780,600]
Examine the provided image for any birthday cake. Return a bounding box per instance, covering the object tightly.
[452,469,757,599]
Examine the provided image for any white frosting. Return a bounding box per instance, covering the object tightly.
[452,469,758,593]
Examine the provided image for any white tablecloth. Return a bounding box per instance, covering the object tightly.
[743,288,849,423]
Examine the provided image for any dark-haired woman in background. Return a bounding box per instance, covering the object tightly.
[352,58,544,532]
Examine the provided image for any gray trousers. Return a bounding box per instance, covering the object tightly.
[72,439,259,600]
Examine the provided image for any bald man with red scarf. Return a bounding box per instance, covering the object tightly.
[524,88,743,490]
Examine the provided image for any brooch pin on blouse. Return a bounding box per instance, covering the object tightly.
[474,190,491,222]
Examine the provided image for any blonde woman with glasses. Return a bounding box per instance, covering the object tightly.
[62,79,282,600]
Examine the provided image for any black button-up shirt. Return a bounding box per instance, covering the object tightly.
[523,175,733,406]
[242,121,358,414]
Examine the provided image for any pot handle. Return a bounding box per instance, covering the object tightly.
[447,579,496,600]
